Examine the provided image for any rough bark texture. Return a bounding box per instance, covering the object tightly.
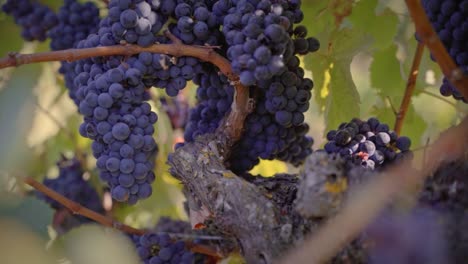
[168,138,372,263]
[295,153,376,219]
[168,133,374,263]
[168,134,294,263]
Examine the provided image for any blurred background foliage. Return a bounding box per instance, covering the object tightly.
[0,0,466,263]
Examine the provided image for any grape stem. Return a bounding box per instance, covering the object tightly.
[23,176,145,235]
[405,0,468,101]
[0,31,250,142]
[394,42,424,135]
[24,177,224,258]
[278,116,468,264]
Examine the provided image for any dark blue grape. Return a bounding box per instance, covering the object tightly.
[112,185,130,202]
[396,136,411,152]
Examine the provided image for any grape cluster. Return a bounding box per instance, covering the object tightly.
[226,55,314,172]
[131,233,195,264]
[37,157,104,222]
[49,0,100,51]
[421,0,468,102]
[262,55,313,127]
[76,63,158,204]
[60,0,226,203]
[215,0,316,86]
[2,0,58,41]
[323,118,412,170]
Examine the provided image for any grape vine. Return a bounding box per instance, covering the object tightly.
[0,0,467,263]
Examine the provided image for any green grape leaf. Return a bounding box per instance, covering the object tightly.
[301,2,335,37]
[348,0,399,50]
[304,27,369,128]
[304,53,331,109]
[324,58,361,131]
[370,44,405,98]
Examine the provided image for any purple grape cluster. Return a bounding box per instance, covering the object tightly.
[37,157,104,222]
[420,0,468,102]
[2,0,58,41]
[131,233,195,264]
[61,0,211,203]
[214,0,317,86]
[323,118,412,170]
[226,53,314,172]
[67,0,222,203]
[49,0,100,51]
[262,55,312,127]
[76,64,158,204]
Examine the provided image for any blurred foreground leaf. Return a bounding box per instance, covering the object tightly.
[0,64,42,172]
[0,194,53,239]
[63,225,139,264]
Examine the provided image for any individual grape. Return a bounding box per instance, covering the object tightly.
[307,37,320,52]
[275,111,293,127]
[396,136,411,152]
[322,117,412,169]
[112,185,130,202]
[2,0,58,42]
[112,123,131,140]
